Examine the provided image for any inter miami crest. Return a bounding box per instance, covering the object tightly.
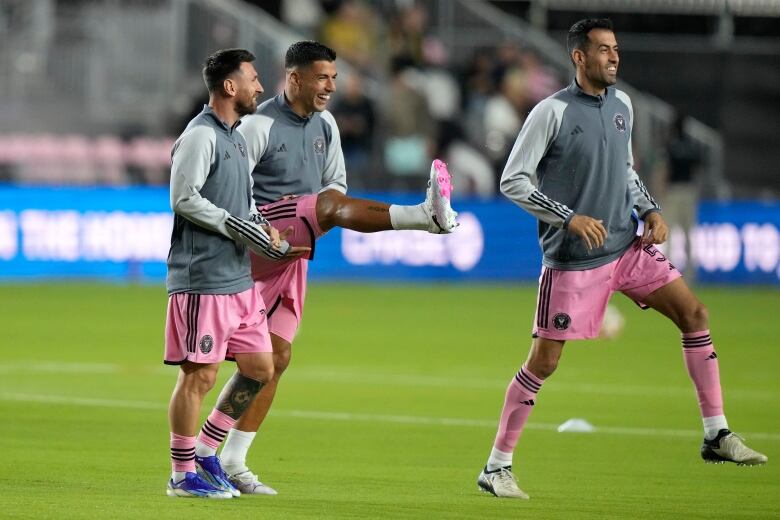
[313,136,326,154]
[199,335,214,354]
[552,313,571,331]
[613,113,627,133]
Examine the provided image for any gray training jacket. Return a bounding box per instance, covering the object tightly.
[500,80,659,271]
[166,106,255,295]
[238,93,347,205]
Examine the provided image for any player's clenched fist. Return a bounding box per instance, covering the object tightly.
[567,214,608,250]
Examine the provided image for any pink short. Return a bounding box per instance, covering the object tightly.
[250,194,326,343]
[532,239,681,340]
[164,287,272,365]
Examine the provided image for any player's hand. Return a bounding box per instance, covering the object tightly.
[277,225,310,258]
[567,214,608,250]
[284,245,311,258]
[641,212,668,245]
[261,224,281,250]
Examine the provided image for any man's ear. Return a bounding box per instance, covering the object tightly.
[572,49,584,66]
[288,70,300,88]
[223,77,237,97]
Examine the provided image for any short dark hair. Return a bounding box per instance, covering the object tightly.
[285,41,336,69]
[567,18,614,65]
[202,48,256,93]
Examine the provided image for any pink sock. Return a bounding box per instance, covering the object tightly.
[682,330,724,418]
[170,432,196,473]
[197,409,236,451]
[494,365,543,453]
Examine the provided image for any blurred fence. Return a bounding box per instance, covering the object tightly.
[0,0,299,136]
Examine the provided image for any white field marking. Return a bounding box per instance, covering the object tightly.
[1,391,779,442]
[1,362,777,401]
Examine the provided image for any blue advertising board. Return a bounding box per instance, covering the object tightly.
[0,186,778,284]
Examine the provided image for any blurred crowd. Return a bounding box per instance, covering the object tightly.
[0,0,696,202]
[0,0,569,195]
[273,0,565,196]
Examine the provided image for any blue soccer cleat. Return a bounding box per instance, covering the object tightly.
[196,455,241,497]
[166,472,232,499]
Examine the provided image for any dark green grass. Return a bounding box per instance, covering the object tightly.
[1,283,778,519]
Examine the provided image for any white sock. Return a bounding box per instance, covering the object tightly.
[703,415,729,440]
[486,447,513,472]
[194,440,216,458]
[389,203,428,230]
[220,429,257,474]
[172,471,188,482]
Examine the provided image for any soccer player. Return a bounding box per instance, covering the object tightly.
[217,41,457,494]
[164,49,307,499]
[476,19,767,499]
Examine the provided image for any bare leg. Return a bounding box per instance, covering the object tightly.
[316,189,392,233]
[169,362,219,436]
[232,333,291,432]
[640,277,708,332]
[525,337,565,379]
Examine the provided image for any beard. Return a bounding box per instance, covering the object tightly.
[236,95,257,117]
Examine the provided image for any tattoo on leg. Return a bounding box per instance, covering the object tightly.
[215,373,264,420]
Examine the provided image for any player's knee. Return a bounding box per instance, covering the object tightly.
[182,366,219,395]
[681,302,709,331]
[533,358,559,379]
[315,190,345,230]
[273,347,292,377]
[240,364,275,385]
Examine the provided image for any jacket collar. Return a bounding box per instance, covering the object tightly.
[274,93,313,125]
[201,105,242,134]
[567,79,611,107]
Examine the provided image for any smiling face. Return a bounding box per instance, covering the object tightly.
[287,60,337,116]
[573,28,619,96]
[230,61,264,117]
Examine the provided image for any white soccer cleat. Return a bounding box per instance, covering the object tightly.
[701,429,768,466]
[424,159,457,234]
[229,470,278,495]
[477,466,529,499]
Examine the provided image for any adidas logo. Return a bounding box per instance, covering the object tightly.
[224,150,231,160]
[706,352,718,360]
[570,125,583,136]
[521,399,535,406]
[277,143,287,153]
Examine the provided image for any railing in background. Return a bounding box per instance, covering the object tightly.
[0,186,778,284]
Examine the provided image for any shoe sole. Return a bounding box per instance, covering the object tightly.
[430,160,455,232]
[166,488,232,499]
[197,466,241,497]
[432,159,452,201]
[476,475,529,499]
[701,447,767,466]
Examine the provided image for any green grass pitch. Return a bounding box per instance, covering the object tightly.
[1,282,778,519]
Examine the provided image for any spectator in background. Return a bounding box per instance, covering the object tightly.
[483,67,531,185]
[331,72,376,188]
[319,0,379,73]
[280,0,325,37]
[657,114,703,278]
[387,3,428,67]
[435,121,495,198]
[518,48,562,104]
[381,56,436,189]
[461,49,499,149]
